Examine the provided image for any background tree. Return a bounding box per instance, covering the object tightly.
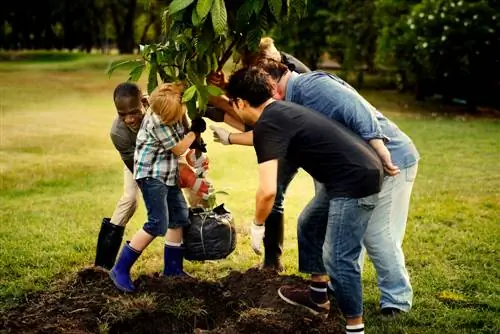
[272,0,333,70]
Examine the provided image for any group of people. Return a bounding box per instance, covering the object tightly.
[94,37,419,334]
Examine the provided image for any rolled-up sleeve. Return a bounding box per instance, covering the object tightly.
[294,73,386,142]
[154,123,182,151]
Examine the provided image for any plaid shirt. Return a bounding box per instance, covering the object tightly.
[134,112,185,185]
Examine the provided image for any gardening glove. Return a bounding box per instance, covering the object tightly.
[250,221,265,255]
[186,149,209,177]
[204,105,225,122]
[209,125,231,145]
[178,163,213,199]
[190,117,206,135]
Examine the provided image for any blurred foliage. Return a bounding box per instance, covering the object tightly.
[1,0,498,109]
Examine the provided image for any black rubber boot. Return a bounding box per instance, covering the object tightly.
[94,218,125,270]
[262,212,285,272]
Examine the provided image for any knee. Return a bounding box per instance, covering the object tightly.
[143,218,168,237]
[120,194,138,207]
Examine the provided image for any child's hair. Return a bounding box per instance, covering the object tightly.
[241,37,282,67]
[113,82,142,111]
[149,82,186,125]
[226,67,274,108]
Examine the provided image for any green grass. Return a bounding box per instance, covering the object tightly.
[0,54,499,333]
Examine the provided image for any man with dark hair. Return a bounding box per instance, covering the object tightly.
[213,58,420,315]
[206,38,311,271]
[222,67,383,334]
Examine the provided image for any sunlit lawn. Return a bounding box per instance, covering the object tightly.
[0,54,499,333]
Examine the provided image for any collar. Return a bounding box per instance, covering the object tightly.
[285,71,299,102]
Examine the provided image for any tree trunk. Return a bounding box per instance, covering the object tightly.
[110,0,137,54]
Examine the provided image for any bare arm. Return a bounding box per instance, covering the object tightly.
[229,131,253,146]
[254,159,278,224]
[208,95,244,125]
[171,132,197,157]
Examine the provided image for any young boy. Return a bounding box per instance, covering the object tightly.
[95,83,211,271]
[110,83,206,292]
[94,83,147,270]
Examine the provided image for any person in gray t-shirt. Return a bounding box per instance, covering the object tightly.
[94,82,147,270]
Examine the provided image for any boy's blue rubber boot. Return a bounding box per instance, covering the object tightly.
[163,245,191,277]
[109,242,141,292]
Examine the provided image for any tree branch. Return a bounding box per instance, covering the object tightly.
[216,35,242,72]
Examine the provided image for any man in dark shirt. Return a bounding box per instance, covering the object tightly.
[206,37,311,271]
[222,67,383,334]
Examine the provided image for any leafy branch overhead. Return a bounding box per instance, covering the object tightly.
[107,0,308,119]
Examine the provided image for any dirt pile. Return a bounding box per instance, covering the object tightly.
[1,268,344,333]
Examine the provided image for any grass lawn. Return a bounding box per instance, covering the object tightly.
[0,53,499,333]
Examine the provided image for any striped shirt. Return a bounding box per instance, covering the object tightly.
[134,112,185,185]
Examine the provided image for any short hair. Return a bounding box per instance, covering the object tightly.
[226,67,274,108]
[241,37,282,67]
[149,82,186,125]
[113,82,142,111]
[254,58,289,81]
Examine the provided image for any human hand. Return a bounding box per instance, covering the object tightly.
[378,147,400,176]
[369,139,400,176]
[250,221,265,255]
[190,117,206,134]
[207,71,227,88]
[209,125,231,145]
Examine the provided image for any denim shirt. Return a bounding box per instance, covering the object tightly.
[285,71,420,169]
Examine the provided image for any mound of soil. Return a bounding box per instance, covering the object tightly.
[1,268,344,333]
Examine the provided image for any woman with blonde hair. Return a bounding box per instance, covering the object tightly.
[110,83,207,292]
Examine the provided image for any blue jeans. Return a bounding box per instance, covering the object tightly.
[298,184,377,317]
[136,177,190,237]
[359,163,418,311]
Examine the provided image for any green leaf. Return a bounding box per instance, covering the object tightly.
[236,0,254,24]
[191,7,201,26]
[106,59,140,78]
[253,0,265,14]
[128,63,145,82]
[182,85,197,102]
[186,97,198,119]
[196,0,213,20]
[207,85,224,96]
[246,28,263,51]
[210,0,227,36]
[289,0,307,17]
[147,63,158,94]
[268,0,282,19]
[196,85,209,110]
[169,0,195,15]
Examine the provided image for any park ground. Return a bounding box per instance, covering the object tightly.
[0,53,499,333]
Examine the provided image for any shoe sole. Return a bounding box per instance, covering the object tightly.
[109,271,135,293]
[277,288,329,320]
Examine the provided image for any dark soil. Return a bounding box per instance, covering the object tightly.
[0,268,344,333]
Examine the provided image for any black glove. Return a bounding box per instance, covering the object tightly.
[204,106,225,122]
[190,136,207,152]
[190,117,206,134]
